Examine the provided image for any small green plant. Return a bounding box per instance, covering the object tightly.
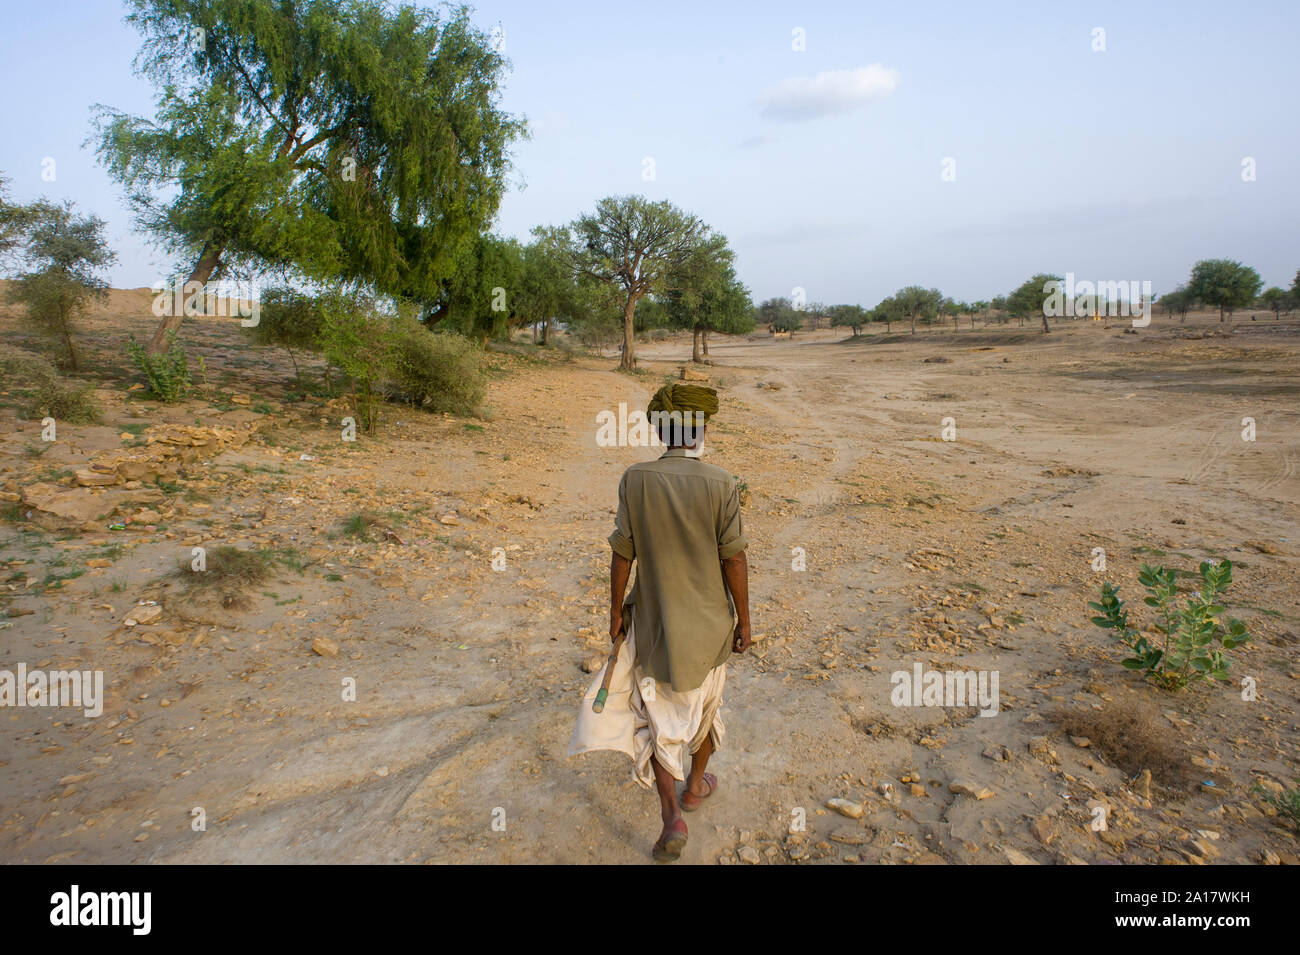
[126,332,191,403]
[1089,560,1250,690]
[1254,782,1300,832]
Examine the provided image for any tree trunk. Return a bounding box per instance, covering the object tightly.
[532,321,538,343]
[1041,313,1050,333]
[619,296,636,370]
[1219,307,1225,322]
[148,240,223,354]
[702,328,709,357]
[692,328,702,362]
[541,317,550,346]
[60,306,79,371]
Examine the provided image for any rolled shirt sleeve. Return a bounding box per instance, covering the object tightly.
[608,475,636,560]
[717,478,747,560]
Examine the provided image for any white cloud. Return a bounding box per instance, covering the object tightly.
[758,64,900,122]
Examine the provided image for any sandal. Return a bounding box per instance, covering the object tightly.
[652,818,688,862]
[680,772,718,812]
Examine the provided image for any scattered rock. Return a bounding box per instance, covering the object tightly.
[1001,846,1039,865]
[312,636,340,658]
[123,603,162,627]
[826,797,864,819]
[1132,769,1152,800]
[75,469,118,487]
[949,780,995,800]
[736,846,760,865]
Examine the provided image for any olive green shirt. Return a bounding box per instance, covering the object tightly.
[608,448,748,692]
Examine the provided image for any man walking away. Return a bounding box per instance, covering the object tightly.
[568,383,752,862]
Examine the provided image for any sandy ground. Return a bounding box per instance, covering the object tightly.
[2,294,1299,864]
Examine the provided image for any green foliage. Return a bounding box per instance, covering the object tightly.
[568,310,623,353]
[317,290,394,434]
[1006,273,1063,331]
[1187,259,1263,321]
[30,378,100,424]
[1254,783,1300,831]
[872,295,903,331]
[3,199,116,370]
[126,332,192,402]
[246,287,327,379]
[1159,284,1196,322]
[893,285,943,333]
[661,243,753,357]
[758,297,799,332]
[1259,286,1291,319]
[389,320,485,416]
[567,195,723,368]
[94,0,525,347]
[439,234,525,342]
[829,303,868,334]
[1089,560,1250,690]
[0,344,100,423]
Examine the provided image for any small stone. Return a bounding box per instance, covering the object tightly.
[439,513,460,525]
[1069,736,1092,748]
[124,603,163,627]
[1001,846,1038,865]
[949,780,995,800]
[737,846,760,865]
[312,636,340,658]
[909,783,926,798]
[75,469,118,487]
[826,797,864,819]
[1031,816,1059,845]
[1132,769,1152,800]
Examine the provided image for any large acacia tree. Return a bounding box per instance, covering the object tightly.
[95,0,524,352]
[568,196,719,370]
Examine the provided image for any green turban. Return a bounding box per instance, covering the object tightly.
[647,383,719,421]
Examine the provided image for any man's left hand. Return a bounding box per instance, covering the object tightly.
[732,623,751,654]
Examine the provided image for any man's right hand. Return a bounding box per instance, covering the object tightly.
[732,622,751,654]
[609,611,623,643]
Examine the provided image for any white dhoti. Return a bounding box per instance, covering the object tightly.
[567,621,726,789]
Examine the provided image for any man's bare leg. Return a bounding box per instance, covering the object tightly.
[686,732,714,797]
[651,755,680,825]
[650,755,688,860]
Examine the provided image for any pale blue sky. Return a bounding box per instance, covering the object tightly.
[1,0,1296,305]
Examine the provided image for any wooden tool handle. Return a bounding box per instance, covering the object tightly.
[592,626,626,713]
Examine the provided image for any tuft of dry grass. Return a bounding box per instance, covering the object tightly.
[1050,697,1195,789]
[176,545,285,609]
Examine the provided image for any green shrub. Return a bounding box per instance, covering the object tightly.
[246,287,326,381]
[317,291,393,433]
[1089,560,1250,690]
[126,332,191,403]
[389,319,485,415]
[29,378,99,423]
[0,345,99,422]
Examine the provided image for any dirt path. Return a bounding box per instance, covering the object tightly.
[2,306,1299,864]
